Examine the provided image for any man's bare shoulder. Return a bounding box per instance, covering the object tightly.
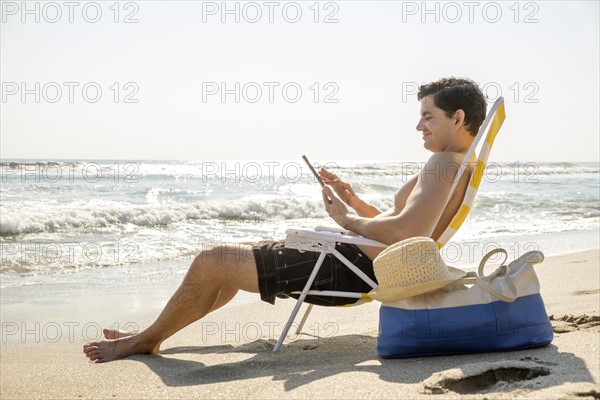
[420,152,465,182]
[425,151,465,168]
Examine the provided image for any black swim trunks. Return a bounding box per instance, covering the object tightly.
[251,240,377,306]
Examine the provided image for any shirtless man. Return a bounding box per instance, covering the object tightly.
[83,77,487,363]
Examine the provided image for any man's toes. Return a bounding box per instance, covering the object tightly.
[84,345,98,356]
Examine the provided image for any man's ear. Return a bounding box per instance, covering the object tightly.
[453,109,466,128]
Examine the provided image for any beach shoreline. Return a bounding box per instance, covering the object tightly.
[1,248,599,399]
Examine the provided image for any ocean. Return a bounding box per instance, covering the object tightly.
[1,160,599,292]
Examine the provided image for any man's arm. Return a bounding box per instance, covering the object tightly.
[322,153,461,245]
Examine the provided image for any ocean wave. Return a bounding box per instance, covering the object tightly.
[0,197,328,236]
[0,161,83,169]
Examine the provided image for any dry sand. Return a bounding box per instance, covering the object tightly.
[1,249,599,399]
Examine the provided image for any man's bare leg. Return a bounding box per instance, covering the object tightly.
[103,287,239,339]
[83,244,259,363]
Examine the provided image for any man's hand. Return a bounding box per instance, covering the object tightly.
[322,185,354,229]
[320,168,381,218]
[319,168,361,209]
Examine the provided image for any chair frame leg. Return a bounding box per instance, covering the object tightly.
[273,252,326,352]
[296,304,314,334]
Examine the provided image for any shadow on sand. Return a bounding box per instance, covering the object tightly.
[130,333,595,394]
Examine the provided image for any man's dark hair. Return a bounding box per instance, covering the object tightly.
[417,77,487,136]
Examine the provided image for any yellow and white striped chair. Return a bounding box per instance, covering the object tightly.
[274,97,506,351]
[434,96,505,248]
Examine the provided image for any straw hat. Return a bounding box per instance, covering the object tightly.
[369,237,467,302]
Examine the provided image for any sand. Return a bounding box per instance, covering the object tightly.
[1,249,599,399]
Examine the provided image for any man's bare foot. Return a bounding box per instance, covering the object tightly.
[103,328,135,340]
[83,333,160,363]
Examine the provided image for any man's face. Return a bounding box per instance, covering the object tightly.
[416,95,457,152]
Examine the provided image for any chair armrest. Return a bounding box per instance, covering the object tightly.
[284,228,387,252]
[314,225,348,234]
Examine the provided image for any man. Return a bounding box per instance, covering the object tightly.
[83,77,487,362]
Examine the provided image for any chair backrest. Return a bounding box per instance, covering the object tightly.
[432,96,506,249]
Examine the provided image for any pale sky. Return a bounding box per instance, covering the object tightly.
[1,1,599,162]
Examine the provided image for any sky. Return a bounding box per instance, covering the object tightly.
[1,0,599,162]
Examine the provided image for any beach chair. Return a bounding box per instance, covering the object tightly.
[273,97,506,352]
